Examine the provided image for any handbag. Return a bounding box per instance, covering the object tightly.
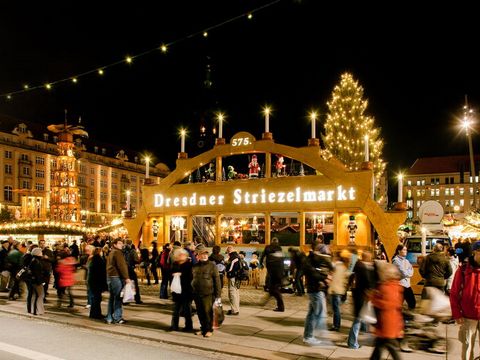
[171,272,182,294]
[359,300,377,324]
[213,299,225,328]
[122,282,136,303]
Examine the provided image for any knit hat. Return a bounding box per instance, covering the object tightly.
[195,244,209,254]
[31,248,43,257]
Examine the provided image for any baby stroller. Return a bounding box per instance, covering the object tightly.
[403,287,452,354]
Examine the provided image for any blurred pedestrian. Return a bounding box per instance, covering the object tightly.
[392,244,416,310]
[169,248,193,332]
[369,263,403,360]
[88,247,107,319]
[450,240,480,360]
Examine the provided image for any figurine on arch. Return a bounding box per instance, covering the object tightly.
[248,154,260,179]
[205,162,215,182]
[227,165,237,181]
[275,154,286,177]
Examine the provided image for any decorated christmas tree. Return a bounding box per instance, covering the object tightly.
[322,72,385,178]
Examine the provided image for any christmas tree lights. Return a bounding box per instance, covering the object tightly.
[323,72,386,179]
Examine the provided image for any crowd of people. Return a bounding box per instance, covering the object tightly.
[1,234,479,359]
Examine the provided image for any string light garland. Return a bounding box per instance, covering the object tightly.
[1,0,282,101]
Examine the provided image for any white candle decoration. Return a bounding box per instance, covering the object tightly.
[311,114,316,139]
[145,157,150,179]
[126,191,131,211]
[398,174,403,202]
[219,116,223,138]
[180,130,185,153]
[265,108,270,133]
[364,135,369,162]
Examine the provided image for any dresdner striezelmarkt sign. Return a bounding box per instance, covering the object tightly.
[154,185,356,209]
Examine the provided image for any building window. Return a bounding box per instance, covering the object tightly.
[450,188,455,196]
[131,176,137,182]
[90,178,95,187]
[101,203,106,211]
[35,156,45,165]
[445,177,449,184]
[422,179,426,186]
[416,201,421,208]
[90,190,94,198]
[435,189,440,196]
[35,169,45,178]
[4,186,13,201]
[112,182,117,190]
[23,167,30,176]
[79,188,86,197]
[112,204,117,212]
[407,180,411,186]
[432,178,436,185]
[22,180,30,189]
[450,200,454,207]
[416,180,421,186]
[21,154,29,161]
[78,176,86,186]
[51,159,57,168]
[470,187,474,196]
[471,199,474,206]
[416,190,421,197]
[35,183,45,191]
[430,189,435,196]
[90,201,95,210]
[90,168,95,175]
[5,150,12,159]
[4,164,12,174]
[460,199,465,207]
[50,172,54,180]
[407,190,412,198]
[450,177,454,184]
[100,180,107,188]
[445,188,450,196]
[460,188,464,196]
[100,169,106,176]
[445,200,449,207]
[112,172,118,178]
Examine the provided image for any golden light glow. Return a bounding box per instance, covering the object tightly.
[180,128,187,136]
[126,56,133,64]
[126,190,131,196]
[23,84,29,89]
[203,31,208,37]
[247,13,253,19]
[6,95,11,100]
[45,83,52,90]
[309,111,318,120]
[144,156,151,164]
[397,173,404,181]
[72,78,78,83]
[263,106,271,115]
[98,69,104,75]
[160,44,168,53]
[217,112,225,122]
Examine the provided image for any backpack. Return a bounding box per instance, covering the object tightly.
[216,262,226,274]
[237,259,250,281]
[16,265,32,281]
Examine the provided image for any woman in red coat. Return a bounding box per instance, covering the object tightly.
[56,248,77,308]
[369,263,404,360]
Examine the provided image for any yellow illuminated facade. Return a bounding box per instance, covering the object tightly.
[126,131,405,257]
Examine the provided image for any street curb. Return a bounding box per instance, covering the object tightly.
[0,307,301,360]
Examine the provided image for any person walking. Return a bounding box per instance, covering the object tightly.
[29,247,46,315]
[87,247,107,319]
[209,245,226,289]
[150,241,159,285]
[302,243,333,346]
[392,244,416,311]
[123,239,142,304]
[288,247,306,296]
[266,240,285,312]
[328,252,349,331]
[56,248,77,308]
[347,250,376,349]
[159,243,171,299]
[450,240,480,360]
[191,244,221,337]
[169,248,193,332]
[369,263,404,360]
[225,245,240,315]
[419,243,452,298]
[105,238,131,324]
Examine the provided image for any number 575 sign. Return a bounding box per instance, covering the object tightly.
[230,132,256,147]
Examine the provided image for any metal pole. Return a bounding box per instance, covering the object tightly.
[468,132,476,208]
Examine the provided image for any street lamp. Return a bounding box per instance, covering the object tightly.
[462,98,476,208]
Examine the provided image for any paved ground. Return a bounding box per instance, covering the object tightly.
[0,274,466,360]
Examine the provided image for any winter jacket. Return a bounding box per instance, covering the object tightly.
[392,255,414,288]
[87,254,107,293]
[328,261,349,295]
[192,260,221,298]
[303,252,333,293]
[450,257,480,320]
[107,248,129,279]
[56,256,76,287]
[30,257,45,285]
[170,260,193,301]
[226,251,240,279]
[419,251,452,288]
[371,280,404,339]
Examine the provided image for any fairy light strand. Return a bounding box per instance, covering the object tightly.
[1,0,282,100]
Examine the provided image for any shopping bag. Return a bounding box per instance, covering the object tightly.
[122,282,136,303]
[171,273,182,294]
[359,300,377,324]
[213,300,225,328]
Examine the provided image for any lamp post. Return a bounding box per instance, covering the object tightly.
[462,99,476,208]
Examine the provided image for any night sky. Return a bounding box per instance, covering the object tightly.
[1,1,479,201]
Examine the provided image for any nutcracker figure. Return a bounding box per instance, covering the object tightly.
[248,154,260,178]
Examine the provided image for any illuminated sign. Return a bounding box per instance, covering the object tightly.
[154,185,355,208]
[230,132,255,147]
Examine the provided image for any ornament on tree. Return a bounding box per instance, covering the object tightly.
[275,154,286,177]
[248,154,260,179]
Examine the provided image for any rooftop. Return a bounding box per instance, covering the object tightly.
[408,154,480,175]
